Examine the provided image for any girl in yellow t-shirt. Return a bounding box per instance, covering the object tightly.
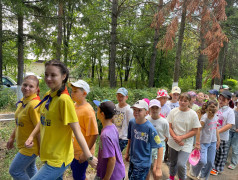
[25,60,97,180]
[7,75,41,179]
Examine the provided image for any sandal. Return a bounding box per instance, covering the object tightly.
[228,164,236,170]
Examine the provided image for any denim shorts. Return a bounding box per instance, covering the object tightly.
[31,162,70,180]
[128,162,149,180]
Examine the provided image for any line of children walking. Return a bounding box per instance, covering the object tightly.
[7,61,238,180]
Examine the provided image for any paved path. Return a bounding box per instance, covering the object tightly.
[0,113,14,121]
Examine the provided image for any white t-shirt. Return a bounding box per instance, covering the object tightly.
[160,104,171,118]
[167,101,179,110]
[147,116,170,141]
[167,107,201,153]
[216,106,235,141]
[114,104,134,140]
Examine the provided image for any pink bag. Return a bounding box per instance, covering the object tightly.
[189,149,200,166]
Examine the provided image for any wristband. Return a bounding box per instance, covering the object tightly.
[87,156,94,161]
[196,142,200,145]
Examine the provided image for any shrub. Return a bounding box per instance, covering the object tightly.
[223,79,238,91]
[0,88,16,111]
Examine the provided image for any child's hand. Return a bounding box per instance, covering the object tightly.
[88,156,98,169]
[178,141,184,146]
[216,140,220,149]
[78,153,87,163]
[195,142,200,150]
[153,167,162,180]
[173,135,183,144]
[7,137,14,150]
[25,136,34,148]
[125,153,130,162]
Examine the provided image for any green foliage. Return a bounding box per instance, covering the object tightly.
[223,78,238,91]
[0,88,16,111]
[0,121,17,180]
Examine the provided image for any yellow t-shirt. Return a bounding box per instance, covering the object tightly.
[39,90,78,167]
[73,102,98,160]
[15,94,40,156]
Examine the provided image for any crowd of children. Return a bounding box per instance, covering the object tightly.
[6,60,238,180]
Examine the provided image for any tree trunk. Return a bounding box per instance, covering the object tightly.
[195,29,206,89]
[148,0,163,87]
[0,1,2,85]
[220,41,228,85]
[63,3,73,66]
[56,0,63,61]
[109,0,118,88]
[17,14,24,86]
[173,0,187,84]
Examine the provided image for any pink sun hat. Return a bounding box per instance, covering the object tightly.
[156,89,170,98]
[189,149,200,166]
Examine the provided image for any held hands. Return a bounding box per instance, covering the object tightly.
[7,137,14,150]
[25,136,34,148]
[153,166,162,180]
[88,156,98,169]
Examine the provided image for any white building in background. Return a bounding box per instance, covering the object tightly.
[24,59,45,78]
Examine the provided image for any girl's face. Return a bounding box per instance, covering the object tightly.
[197,93,204,102]
[207,103,217,113]
[179,97,190,110]
[45,65,66,91]
[218,95,229,107]
[190,96,196,104]
[21,79,38,98]
[157,97,168,106]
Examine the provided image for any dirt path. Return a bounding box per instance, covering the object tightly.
[0,118,237,180]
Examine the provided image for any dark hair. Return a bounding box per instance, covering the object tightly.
[99,101,116,119]
[179,93,191,101]
[206,100,218,119]
[23,75,40,95]
[229,100,234,109]
[45,60,69,96]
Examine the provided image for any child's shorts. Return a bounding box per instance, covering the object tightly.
[70,158,88,180]
[152,141,166,162]
[128,162,150,180]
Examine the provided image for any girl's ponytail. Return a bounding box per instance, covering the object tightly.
[229,100,234,109]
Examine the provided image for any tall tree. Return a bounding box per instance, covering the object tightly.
[17,12,23,86]
[109,0,118,87]
[56,0,64,61]
[173,0,187,86]
[149,0,163,87]
[0,0,2,85]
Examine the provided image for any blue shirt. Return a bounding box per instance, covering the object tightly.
[127,119,162,167]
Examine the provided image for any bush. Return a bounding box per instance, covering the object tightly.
[223,79,238,91]
[0,88,16,111]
